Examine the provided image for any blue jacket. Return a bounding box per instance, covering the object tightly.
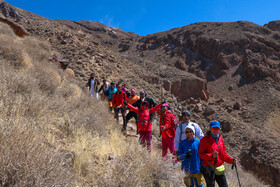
[178,138,202,174]
[104,86,117,101]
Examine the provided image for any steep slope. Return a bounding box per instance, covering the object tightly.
[1,1,279,186]
[0,18,186,186]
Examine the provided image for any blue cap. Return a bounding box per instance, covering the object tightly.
[210,121,221,129]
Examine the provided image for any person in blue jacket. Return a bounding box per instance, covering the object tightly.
[178,125,203,187]
[104,82,117,111]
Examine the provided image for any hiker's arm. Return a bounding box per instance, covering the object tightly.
[221,139,233,164]
[151,98,157,107]
[195,124,204,139]
[177,143,186,161]
[126,103,139,113]
[162,114,172,130]
[174,126,180,151]
[98,85,103,93]
[198,139,213,161]
[149,103,162,113]
[112,93,116,106]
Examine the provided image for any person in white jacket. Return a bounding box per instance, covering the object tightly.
[175,110,204,153]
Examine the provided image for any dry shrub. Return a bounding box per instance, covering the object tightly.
[0,120,76,186]
[72,130,184,186]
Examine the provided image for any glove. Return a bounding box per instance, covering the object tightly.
[123,101,128,106]
[186,151,192,159]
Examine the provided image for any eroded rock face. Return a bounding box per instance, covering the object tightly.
[240,139,280,187]
[0,18,28,37]
[166,78,209,101]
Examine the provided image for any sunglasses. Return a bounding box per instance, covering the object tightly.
[211,127,220,130]
[185,131,193,134]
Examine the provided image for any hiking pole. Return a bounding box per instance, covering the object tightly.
[212,156,217,187]
[232,163,241,187]
[186,149,192,187]
[159,80,163,138]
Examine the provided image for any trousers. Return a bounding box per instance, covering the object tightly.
[201,167,228,187]
[139,131,152,152]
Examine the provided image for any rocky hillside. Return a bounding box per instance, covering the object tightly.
[1,0,279,186]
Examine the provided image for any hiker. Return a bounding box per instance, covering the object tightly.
[124,100,163,151]
[133,91,157,124]
[113,84,127,127]
[175,110,204,153]
[104,82,117,111]
[122,82,128,92]
[199,121,237,187]
[178,125,203,187]
[86,73,99,99]
[122,82,131,98]
[98,79,110,101]
[118,89,140,133]
[157,103,177,160]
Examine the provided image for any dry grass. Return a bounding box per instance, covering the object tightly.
[0,22,185,186]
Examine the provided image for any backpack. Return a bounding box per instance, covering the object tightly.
[171,114,179,130]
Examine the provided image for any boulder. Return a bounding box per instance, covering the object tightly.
[233,102,241,110]
[204,107,215,116]
[194,103,203,113]
[170,78,208,101]
[222,121,232,131]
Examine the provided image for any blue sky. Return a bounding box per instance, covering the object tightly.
[5,0,280,36]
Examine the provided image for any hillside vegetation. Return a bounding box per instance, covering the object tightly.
[0,22,184,186]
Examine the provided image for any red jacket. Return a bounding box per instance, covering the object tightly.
[112,91,127,107]
[127,101,162,131]
[157,110,176,139]
[199,134,233,168]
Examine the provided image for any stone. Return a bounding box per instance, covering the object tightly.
[194,103,203,113]
[190,97,196,104]
[204,107,215,116]
[222,121,232,131]
[233,102,241,110]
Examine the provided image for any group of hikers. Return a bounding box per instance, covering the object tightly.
[86,73,239,187]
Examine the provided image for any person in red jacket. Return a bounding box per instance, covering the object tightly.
[124,100,162,152]
[199,121,237,187]
[157,103,176,160]
[112,85,127,127]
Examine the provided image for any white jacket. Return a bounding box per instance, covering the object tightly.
[175,121,204,151]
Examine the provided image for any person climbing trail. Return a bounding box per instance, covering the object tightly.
[104,82,117,112]
[122,82,130,98]
[178,125,203,187]
[118,89,140,133]
[86,73,100,99]
[199,121,237,187]
[133,91,157,125]
[124,100,163,152]
[157,103,177,161]
[113,84,127,128]
[175,110,204,154]
[98,79,109,101]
